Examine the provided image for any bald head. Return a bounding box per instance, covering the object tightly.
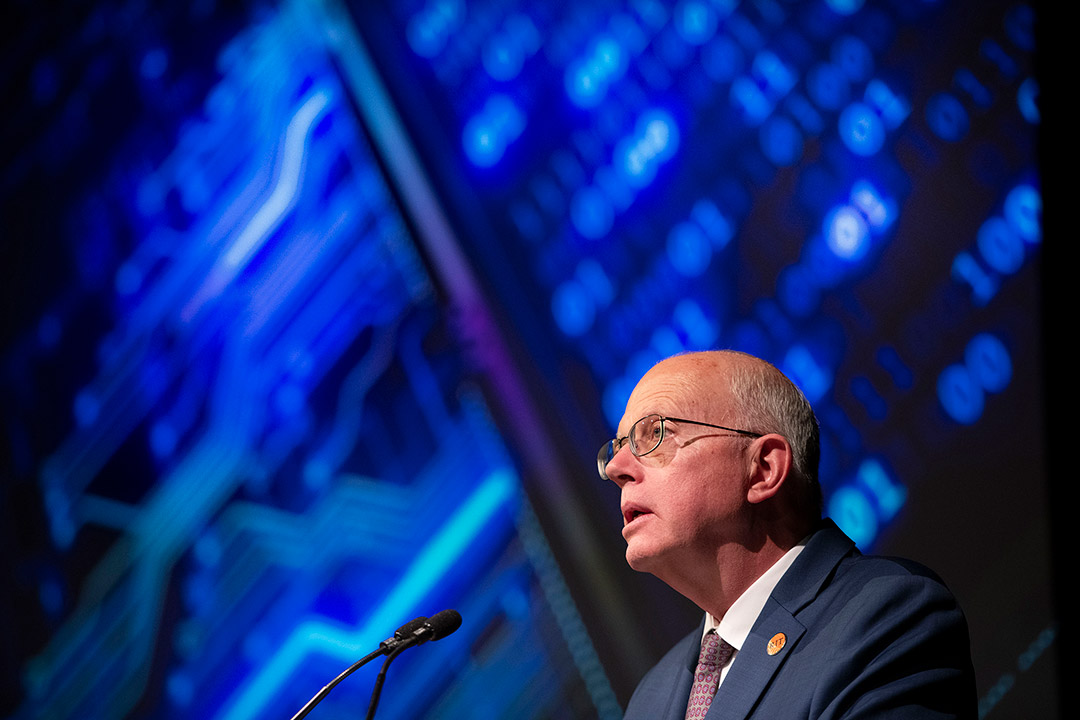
[642,351,822,519]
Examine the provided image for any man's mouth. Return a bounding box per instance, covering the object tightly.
[622,505,651,525]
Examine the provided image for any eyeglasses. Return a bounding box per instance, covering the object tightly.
[597,414,762,481]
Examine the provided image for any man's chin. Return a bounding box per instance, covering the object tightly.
[625,543,662,573]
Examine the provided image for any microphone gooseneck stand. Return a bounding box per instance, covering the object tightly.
[288,610,463,720]
[288,616,428,720]
[365,641,411,720]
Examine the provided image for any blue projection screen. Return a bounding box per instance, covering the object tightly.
[1,1,1052,719]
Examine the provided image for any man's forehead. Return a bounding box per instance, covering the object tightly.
[619,356,731,430]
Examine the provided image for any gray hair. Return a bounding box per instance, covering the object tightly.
[723,352,822,514]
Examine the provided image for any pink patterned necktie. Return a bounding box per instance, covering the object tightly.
[684,631,735,720]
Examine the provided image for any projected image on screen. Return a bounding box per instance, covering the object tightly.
[2,0,1049,718]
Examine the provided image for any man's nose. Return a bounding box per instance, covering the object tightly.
[604,444,641,486]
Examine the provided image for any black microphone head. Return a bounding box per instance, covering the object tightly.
[425,609,462,641]
[394,616,428,640]
[380,616,429,650]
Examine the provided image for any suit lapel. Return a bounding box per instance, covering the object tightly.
[706,521,857,719]
[708,599,805,719]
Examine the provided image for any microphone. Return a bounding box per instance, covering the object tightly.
[288,612,459,720]
[364,609,462,720]
[379,615,428,650]
[404,609,462,647]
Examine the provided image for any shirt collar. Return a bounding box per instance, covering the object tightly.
[703,539,807,651]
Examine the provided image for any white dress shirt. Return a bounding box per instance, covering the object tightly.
[701,539,807,688]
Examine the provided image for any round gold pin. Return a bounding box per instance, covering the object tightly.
[766,632,786,656]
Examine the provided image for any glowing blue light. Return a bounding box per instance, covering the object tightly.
[926,92,969,142]
[675,0,718,45]
[787,93,825,134]
[484,13,539,81]
[667,221,712,276]
[829,486,878,548]
[753,51,795,99]
[483,36,524,81]
[570,186,614,239]
[951,252,998,306]
[864,80,909,129]
[406,0,464,58]
[965,333,1011,394]
[565,36,627,108]
[759,115,803,167]
[856,459,906,520]
[1017,78,1039,123]
[691,199,734,248]
[976,217,1024,275]
[616,109,679,188]
[937,364,984,424]
[651,326,685,358]
[825,0,865,16]
[838,102,885,156]
[782,345,831,403]
[462,94,525,167]
[807,63,849,111]
[824,205,870,261]
[731,76,771,125]
[552,281,596,336]
[1005,184,1041,244]
[849,180,895,232]
[672,299,718,349]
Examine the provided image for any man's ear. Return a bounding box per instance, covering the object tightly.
[746,434,794,504]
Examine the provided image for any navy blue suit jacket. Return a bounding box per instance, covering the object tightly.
[623,521,976,719]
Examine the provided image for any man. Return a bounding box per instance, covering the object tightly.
[598,351,975,719]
